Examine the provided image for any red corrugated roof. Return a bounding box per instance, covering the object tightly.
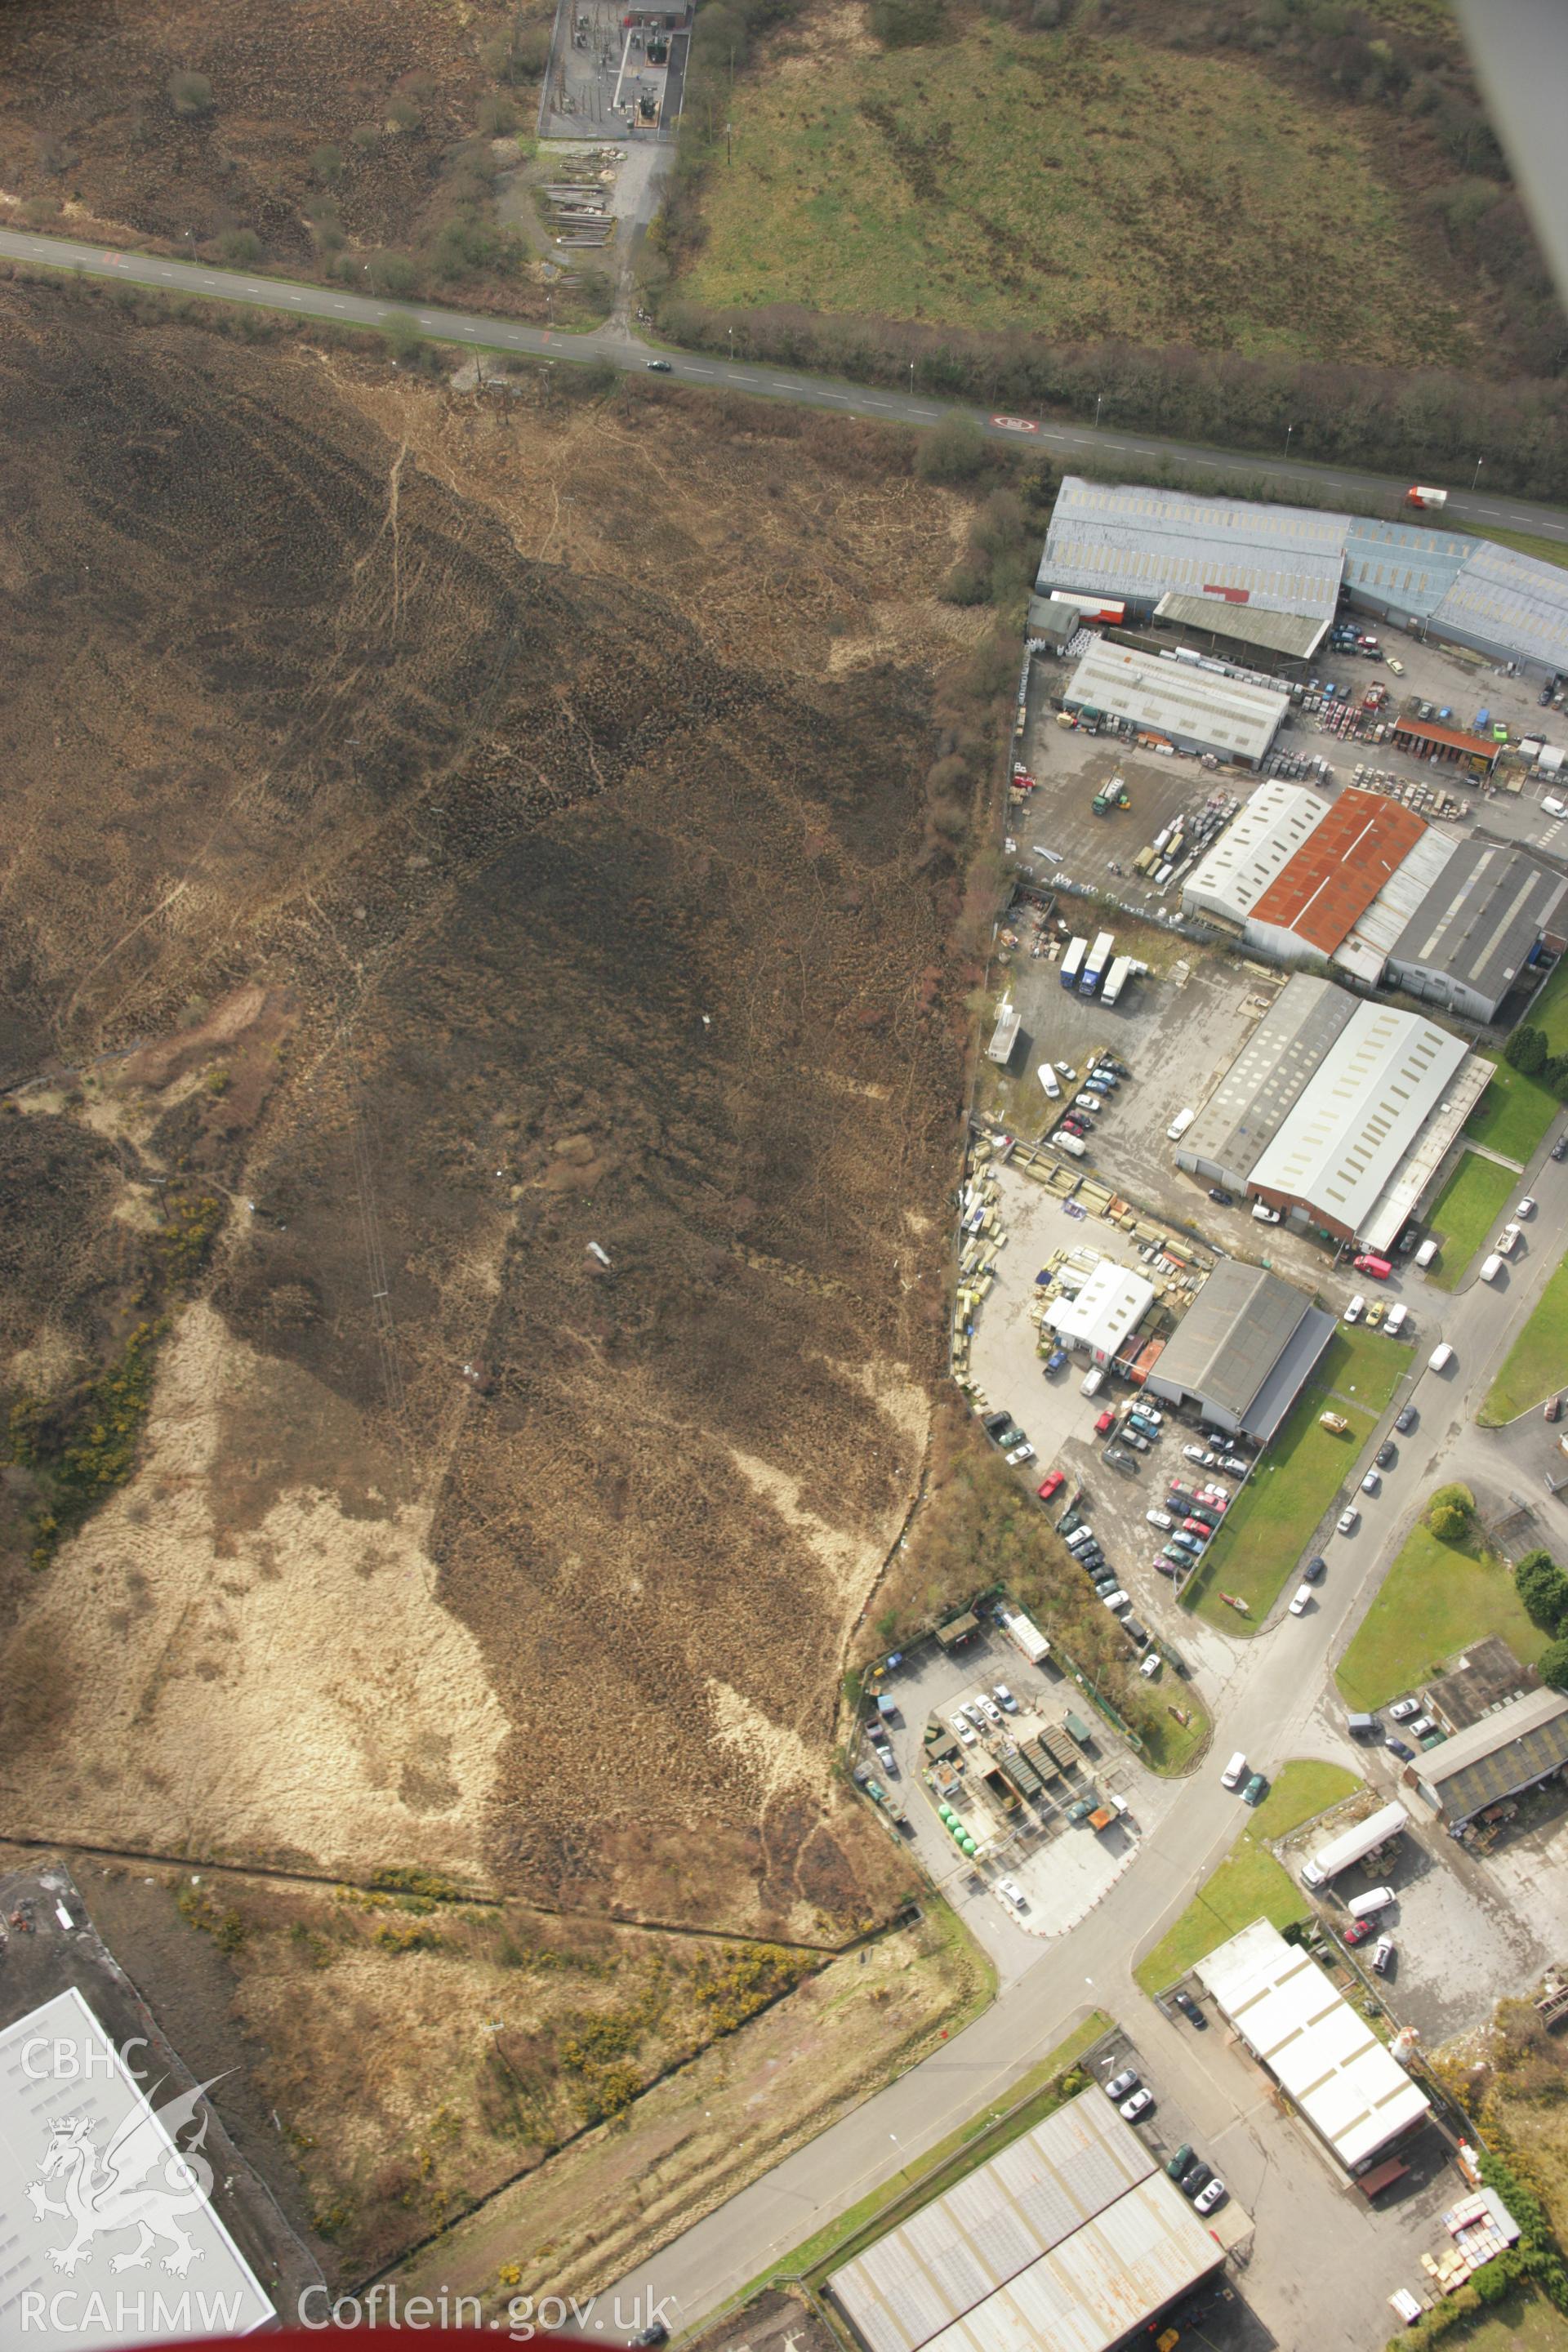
[1250,788,1427,954]
[1390,716,1501,760]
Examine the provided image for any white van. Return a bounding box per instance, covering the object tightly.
[1081,1366,1105,1396]
[1544,795,1567,819]
[1167,1107,1196,1142]
[1481,1253,1504,1283]
[1221,1751,1246,1789]
[1038,1063,1062,1100]
[1383,1303,1408,1336]
[1428,1342,1454,1372]
[1348,1886,1394,1920]
[1414,1237,1439,1268]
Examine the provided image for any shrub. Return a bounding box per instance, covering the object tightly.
[387,96,423,132]
[167,70,215,118]
[216,228,262,265]
[1505,1026,1548,1074]
[478,93,519,136]
[311,143,344,184]
[1539,1637,1568,1690]
[917,415,987,483]
[1517,1549,1568,1632]
[369,248,420,298]
[871,0,947,43]
[1425,1482,1474,1544]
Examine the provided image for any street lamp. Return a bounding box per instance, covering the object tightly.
[1472,456,1484,490]
[1285,421,1294,459]
[1094,391,1102,430]
[908,359,915,394]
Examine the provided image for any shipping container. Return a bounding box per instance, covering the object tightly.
[1060,936,1088,989]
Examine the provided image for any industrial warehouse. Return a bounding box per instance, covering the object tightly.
[1144,1260,1336,1444]
[1195,1922,1431,2175]
[1180,775,1567,1016]
[825,2090,1228,2352]
[1038,478,1568,679]
[1175,975,1493,1249]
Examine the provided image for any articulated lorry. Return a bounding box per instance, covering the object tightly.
[1301,1799,1412,1888]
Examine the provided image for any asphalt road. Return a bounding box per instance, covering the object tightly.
[596,1117,1568,2337]
[5,225,1568,543]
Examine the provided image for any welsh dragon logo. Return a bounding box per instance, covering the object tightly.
[27,2078,222,2276]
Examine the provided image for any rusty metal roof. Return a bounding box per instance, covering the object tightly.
[1249,788,1428,954]
[1389,715,1501,762]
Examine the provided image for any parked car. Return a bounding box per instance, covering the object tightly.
[1341,1918,1374,1947]
[1396,1404,1418,1432]
[1408,1714,1436,1739]
[1386,1737,1414,1762]
[997,1875,1027,1908]
[1342,1294,1365,1324]
[1208,1187,1234,1206]
[1178,2162,1213,2199]
[1132,1404,1163,1427]
[994,1684,1018,1712]
[1220,1457,1248,1477]
[1361,1469,1382,1495]
[1371,1936,1395,1976]
[1153,1556,1181,1577]
[1105,2068,1138,2101]
[982,1411,1015,1442]
[1146,1508,1174,1530]
[1123,1429,1150,1453]
[1181,1517,1212,1539]
[1094,1409,1116,1436]
[1251,1203,1281,1224]
[1553,1135,1568,1162]
[1173,1988,1206,2029]
[1288,1584,1313,1615]
[1072,1094,1102,1113]
[1303,1555,1326,1584]
[1221,1752,1247,1788]
[1166,2141,1194,2178]
[978,1696,1002,1724]
[1194,2178,1227,2216]
[1037,1470,1065,1502]
[1183,1445,1207,1464]
[1390,1696,1421,1721]
[1241,1772,1268,1807]
[1339,1507,1360,1534]
[1517,1196,1537,1219]
[952,1719,977,1747]
[1376,1442,1396,1468]
[1120,2087,1155,2122]
[1006,1441,1036,1466]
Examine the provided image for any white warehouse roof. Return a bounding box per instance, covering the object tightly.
[1046,1258,1156,1360]
[1431,539,1568,674]
[828,2091,1224,2352]
[1247,1000,1470,1239]
[1040,477,1349,617]
[1196,1920,1429,2171]
[0,1989,275,2342]
[1183,781,1330,926]
[1063,644,1289,764]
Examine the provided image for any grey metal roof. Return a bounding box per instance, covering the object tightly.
[1343,517,1477,621]
[1388,838,1568,1007]
[1335,827,1457,973]
[1040,477,1349,619]
[1237,1303,1338,1443]
[1419,1688,1568,1822]
[1248,1002,1471,1235]
[1063,643,1289,762]
[1177,974,1354,1183]
[1183,782,1330,926]
[828,2093,1221,2352]
[1149,1260,1316,1423]
[1432,540,1568,672]
[1153,592,1329,661]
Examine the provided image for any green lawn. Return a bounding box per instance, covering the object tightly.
[1336,1513,1550,1710]
[1463,1062,1559,1165]
[1423,1149,1521,1288]
[1133,1760,1358,1993]
[1482,1244,1568,1424]
[1438,2288,1568,2352]
[686,21,1477,365]
[1185,1325,1408,1633]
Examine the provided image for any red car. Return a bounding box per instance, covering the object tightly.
[1341,1918,1374,1947]
[1037,1470,1065,1502]
[1094,1410,1115,1436]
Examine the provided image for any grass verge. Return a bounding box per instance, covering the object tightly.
[1482,1245,1568,1424]
[1184,1325,1407,1633]
[737,2009,1111,2295]
[1336,1512,1549,1710]
[1465,959,1568,1166]
[1424,1150,1521,1289]
[1132,1760,1358,1994]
